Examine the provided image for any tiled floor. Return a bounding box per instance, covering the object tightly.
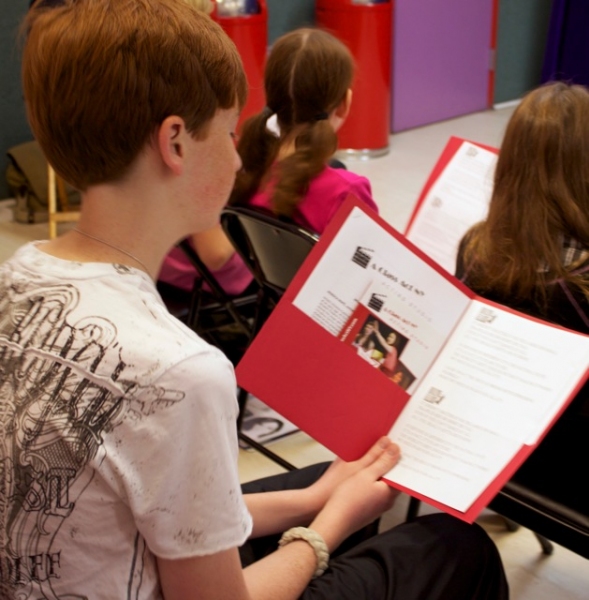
[2,104,587,597]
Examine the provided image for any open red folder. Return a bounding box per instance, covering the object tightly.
[404,136,498,274]
[236,197,589,523]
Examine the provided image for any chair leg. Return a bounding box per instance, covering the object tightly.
[500,517,554,555]
[502,517,520,532]
[405,497,421,522]
[534,532,554,555]
[238,432,296,471]
[249,291,277,340]
[236,388,296,471]
[187,279,204,330]
[236,387,249,430]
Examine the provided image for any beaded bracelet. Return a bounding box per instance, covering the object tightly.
[278,526,329,578]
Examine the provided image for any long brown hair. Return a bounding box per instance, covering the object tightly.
[230,28,354,218]
[461,82,589,303]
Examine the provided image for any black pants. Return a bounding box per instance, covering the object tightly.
[241,463,509,600]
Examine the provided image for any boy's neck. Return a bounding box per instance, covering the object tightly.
[40,167,182,280]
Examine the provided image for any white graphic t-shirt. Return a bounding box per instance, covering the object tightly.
[0,242,252,599]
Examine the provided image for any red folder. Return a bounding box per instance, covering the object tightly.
[236,196,589,523]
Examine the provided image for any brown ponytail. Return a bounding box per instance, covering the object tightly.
[230,28,354,214]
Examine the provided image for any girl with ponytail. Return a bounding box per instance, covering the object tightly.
[230,27,378,232]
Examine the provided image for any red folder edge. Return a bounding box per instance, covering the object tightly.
[404,136,499,237]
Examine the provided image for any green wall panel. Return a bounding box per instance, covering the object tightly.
[266,0,316,44]
[0,2,32,199]
[494,0,552,104]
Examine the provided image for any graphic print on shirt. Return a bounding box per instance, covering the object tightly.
[0,280,183,599]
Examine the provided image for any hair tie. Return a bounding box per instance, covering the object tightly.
[265,113,280,138]
[314,112,329,121]
[262,106,275,120]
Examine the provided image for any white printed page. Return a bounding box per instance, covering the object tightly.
[384,301,589,512]
[386,401,520,512]
[409,301,589,444]
[293,207,470,339]
[406,141,497,274]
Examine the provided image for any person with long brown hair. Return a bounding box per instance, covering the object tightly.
[456,81,589,330]
[456,80,589,521]
[230,27,377,229]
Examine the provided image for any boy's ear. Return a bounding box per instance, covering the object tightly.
[157,116,187,175]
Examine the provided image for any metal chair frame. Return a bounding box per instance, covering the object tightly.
[221,206,320,471]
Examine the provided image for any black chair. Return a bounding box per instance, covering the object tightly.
[221,206,320,470]
[158,239,259,367]
[221,205,319,339]
[178,240,258,363]
[488,483,589,557]
[487,385,589,558]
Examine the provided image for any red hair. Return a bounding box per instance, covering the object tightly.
[23,0,247,190]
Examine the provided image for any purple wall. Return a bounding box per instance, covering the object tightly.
[392,0,494,132]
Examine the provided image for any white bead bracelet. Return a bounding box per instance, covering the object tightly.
[278,526,329,578]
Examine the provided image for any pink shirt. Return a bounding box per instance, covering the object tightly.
[158,245,253,296]
[249,166,378,234]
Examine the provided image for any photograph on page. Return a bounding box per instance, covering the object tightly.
[338,277,467,395]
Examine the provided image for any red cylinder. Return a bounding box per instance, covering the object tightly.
[213,1,268,132]
[316,0,392,157]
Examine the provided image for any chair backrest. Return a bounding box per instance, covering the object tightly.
[157,239,259,367]
[176,238,257,337]
[220,206,319,300]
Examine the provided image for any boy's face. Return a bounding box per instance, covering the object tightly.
[185,105,241,231]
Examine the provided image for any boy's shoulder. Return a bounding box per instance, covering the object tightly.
[0,242,227,385]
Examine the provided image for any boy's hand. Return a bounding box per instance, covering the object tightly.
[309,436,400,508]
[309,437,401,551]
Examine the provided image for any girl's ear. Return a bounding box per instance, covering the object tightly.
[157,115,187,175]
[330,88,353,132]
[335,88,353,120]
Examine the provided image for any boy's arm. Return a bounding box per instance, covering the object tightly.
[158,438,400,600]
[157,543,316,600]
[243,437,398,538]
[243,487,319,538]
[158,549,251,600]
[191,225,236,271]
